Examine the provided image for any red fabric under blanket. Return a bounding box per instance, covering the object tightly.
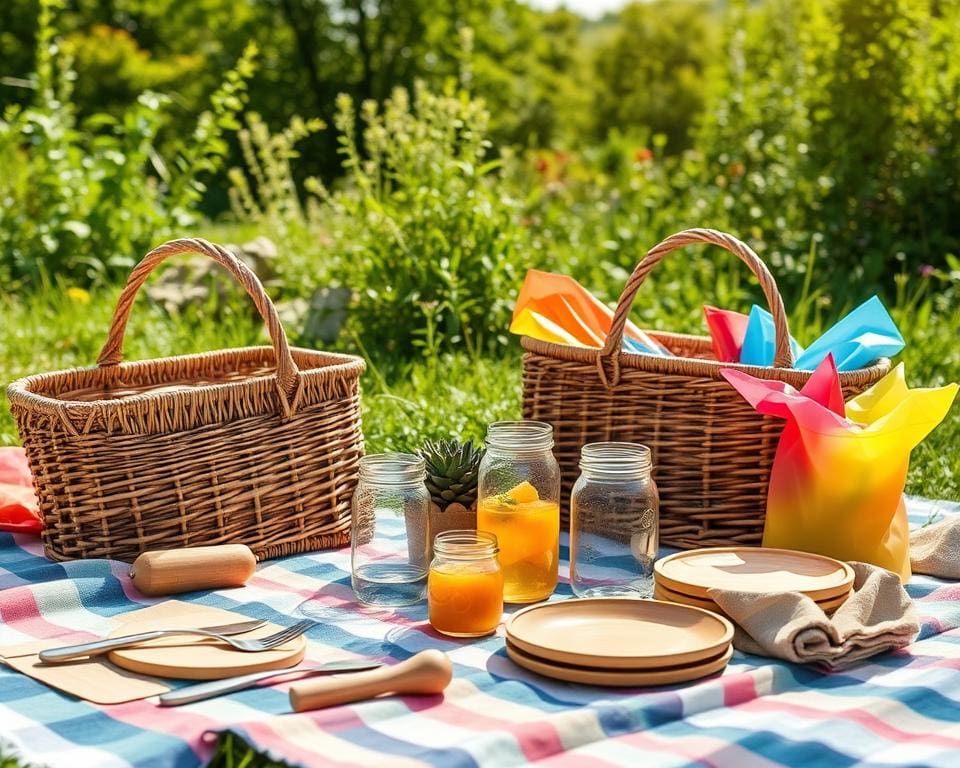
[0,447,41,534]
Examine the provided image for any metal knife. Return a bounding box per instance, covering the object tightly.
[38,619,265,663]
[158,659,383,706]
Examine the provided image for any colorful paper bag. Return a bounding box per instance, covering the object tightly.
[722,358,957,581]
[706,295,903,370]
[511,269,670,355]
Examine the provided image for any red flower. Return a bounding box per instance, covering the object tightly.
[634,148,654,163]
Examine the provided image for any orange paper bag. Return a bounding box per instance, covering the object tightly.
[511,270,670,354]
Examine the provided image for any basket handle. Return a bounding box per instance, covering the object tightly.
[97,238,302,414]
[598,228,794,384]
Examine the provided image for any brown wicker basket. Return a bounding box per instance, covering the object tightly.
[7,238,365,563]
[521,228,890,549]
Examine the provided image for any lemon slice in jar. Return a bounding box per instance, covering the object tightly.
[502,481,540,504]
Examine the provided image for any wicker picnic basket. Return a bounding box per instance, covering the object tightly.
[521,228,891,549]
[7,239,365,563]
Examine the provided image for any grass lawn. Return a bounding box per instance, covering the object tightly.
[2,282,957,497]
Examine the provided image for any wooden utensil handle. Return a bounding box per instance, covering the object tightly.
[289,650,452,712]
[130,545,257,596]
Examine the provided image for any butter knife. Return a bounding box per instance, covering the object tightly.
[38,619,266,663]
[158,659,383,706]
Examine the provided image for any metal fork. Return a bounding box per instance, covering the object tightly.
[39,619,315,663]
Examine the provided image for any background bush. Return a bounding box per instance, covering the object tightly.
[0,0,257,287]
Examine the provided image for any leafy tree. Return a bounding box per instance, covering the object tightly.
[590,0,719,151]
[0,0,257,286]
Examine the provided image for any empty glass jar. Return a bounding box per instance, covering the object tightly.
[477,420,560,604]
[350,453,430,607]
[569,442,659,598]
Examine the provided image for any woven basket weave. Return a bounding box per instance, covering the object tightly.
[521,228,890,549]
[7,239,365,563]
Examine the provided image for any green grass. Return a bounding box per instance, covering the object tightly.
[207,733,291,768]
[2,281,957,497]
[1,744,34,768]
[0,284,522,454]
[1,734,280,768]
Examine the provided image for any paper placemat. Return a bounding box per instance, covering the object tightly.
[0,600,264,704]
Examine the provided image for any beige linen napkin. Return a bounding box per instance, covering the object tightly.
[707,562,918,670]
[910,517,960,579]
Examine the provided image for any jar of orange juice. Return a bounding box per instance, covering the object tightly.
[477,421,560,603]
[428,530,503,637]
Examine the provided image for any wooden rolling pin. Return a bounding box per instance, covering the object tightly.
[289,649,453,712]
[130,544,256,596]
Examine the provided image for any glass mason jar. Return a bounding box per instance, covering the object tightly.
[350,453,430,607]
[476,421,560,604]
[569,442,659,598]
[428,530,503,637]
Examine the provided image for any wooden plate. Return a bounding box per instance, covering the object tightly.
[505,598,733,669]
[107,613,306,680]
[653,582,850,615]
[654,548,854,601]
[506,639,733,687]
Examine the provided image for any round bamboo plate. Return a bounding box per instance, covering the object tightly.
[506,639,733,687]
[653,582,850,616]
[107,615,306,680]
[654,548,854,602]
[505,597,733,669]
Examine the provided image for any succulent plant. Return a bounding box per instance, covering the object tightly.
[418,438,484,512]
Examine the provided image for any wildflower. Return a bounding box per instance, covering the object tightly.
[634,148,654,163]
[67,287,90,304]
[918,264,935,278]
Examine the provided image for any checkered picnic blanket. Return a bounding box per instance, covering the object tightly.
[2,497,960,768]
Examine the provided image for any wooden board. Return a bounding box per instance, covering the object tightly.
[506,639,733,687]
[107,610,305,680]
[654,548,854,601]
[505,597,733,669]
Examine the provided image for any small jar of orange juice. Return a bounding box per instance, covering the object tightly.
[477,421,560,603]
[428,530,503,637]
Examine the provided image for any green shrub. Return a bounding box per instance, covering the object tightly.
[590,0,719,152]
[692,0,960,294]
[0,0,256,288]
[230,78,538,357]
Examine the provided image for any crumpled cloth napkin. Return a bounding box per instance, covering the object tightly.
[0,447,40,534]
[708,562,918,670]
[910,517,960,579]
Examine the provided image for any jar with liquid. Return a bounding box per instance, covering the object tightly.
[476,421,560,604]
[350,453,430,607]
[570,442,659,598]
[428,530,503,637]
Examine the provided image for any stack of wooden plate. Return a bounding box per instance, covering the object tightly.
[654,547,854,617]
[504,598,734,686]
